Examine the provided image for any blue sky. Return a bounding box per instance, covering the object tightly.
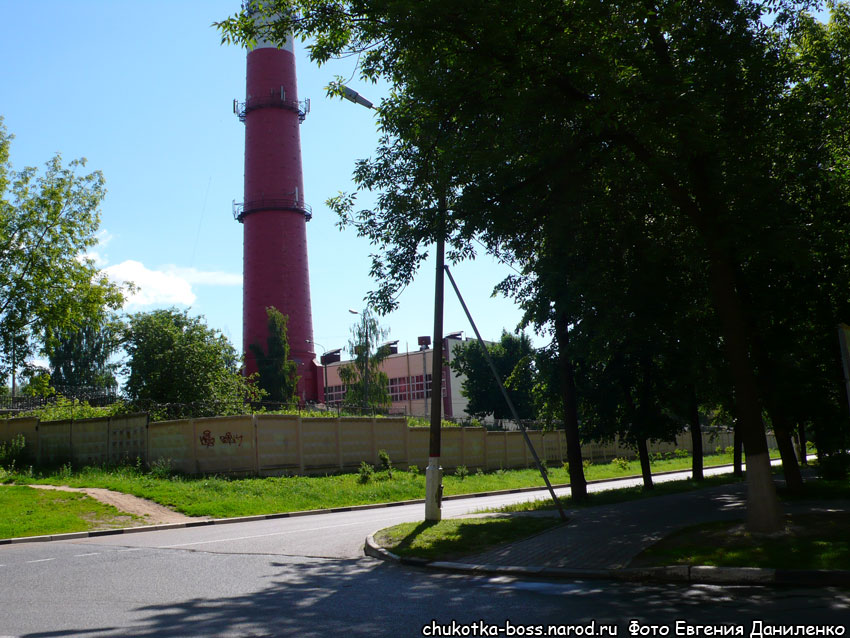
[0,1,543,365]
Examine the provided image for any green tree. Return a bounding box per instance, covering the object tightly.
[338,309,391,413]
[46,319,122,392]
[450,331,536,422]
[249,306,299,404]
[0,118,124,393]
[217,1,850,532]
[123,308,260,417]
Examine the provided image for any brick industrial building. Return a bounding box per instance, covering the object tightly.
[321,332,475,419]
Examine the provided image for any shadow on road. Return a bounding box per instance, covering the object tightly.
[22,554,850,638]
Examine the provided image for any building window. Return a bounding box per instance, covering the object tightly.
[389,376,409,402]
[325,384,346,405]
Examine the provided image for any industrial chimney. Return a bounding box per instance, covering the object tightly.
[233,4,319,402]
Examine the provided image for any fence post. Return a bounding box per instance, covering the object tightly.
[191,419,199,475]
[337,416,343,471]
[297,414,305,474]
[253,413,260,475]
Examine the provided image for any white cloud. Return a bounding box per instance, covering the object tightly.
[101,260,242,310]
[163,266,242,287]
[104,260,197,308]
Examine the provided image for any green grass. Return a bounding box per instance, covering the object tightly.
[373,517,565,561]
[491,473,750,513]
[0,485,140,539]
[2,451,766,519]
[630,512,850,570]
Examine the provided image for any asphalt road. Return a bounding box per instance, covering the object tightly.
[1,466,847,637]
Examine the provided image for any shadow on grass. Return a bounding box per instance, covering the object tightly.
[377,517,565,562]
[631,511,850,570]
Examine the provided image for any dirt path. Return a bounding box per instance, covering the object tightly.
[28,484,209,526]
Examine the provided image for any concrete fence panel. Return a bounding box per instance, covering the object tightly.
[301,417,340,472]
[525,431,543,466]
[541,431,566,464]
[38,420,73,465]
[373,418,407,467]
[462,428,485,469]
[340,418,375,469]
[440,428,463,470]
[193,415,256,475]
[256,414,300,474]
[107,414,148,465]
[148,420,195,474]
[1,417,39,462]
[70,418,109,467]
[505,432,528,468]
[406,427,429,469]
[484,432,507,471]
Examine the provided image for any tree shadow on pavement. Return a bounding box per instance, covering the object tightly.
[22,553,850,638]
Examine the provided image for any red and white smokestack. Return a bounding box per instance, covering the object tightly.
[235,4,319,403]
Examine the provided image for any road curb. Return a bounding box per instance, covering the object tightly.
[0,460,778,545]
[363,533,850,588]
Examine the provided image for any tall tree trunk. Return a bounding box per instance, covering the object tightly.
[767,410,804,494]
[733,422,744,477]
[637,438,654,489]
[689,384,704,481]
[706,249,782,532]
[743,312,804,494]
[797,425,808,466]
[555,310,587,501]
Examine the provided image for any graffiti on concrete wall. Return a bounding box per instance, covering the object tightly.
[199,430,244,448]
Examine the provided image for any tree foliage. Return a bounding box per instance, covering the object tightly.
[249,306,299,404]
[122,308,260,415]
[0,118,124,388]
[46,319,122,392]
[217,1,850,530]
[450,331,536,421]
[338,309,391,412]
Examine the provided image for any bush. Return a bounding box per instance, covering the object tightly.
[22,395,125,421]
[149,457,174,479]
[407,464,420,475]
[674,449,689,459]
[358,461,374,484]
[0,434,26,469]
[454,465,469,481]
[378,449,393,478]
[612,457,630,471]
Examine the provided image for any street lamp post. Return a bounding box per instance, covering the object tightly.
[306,339,330,405]
[340,85,444,520]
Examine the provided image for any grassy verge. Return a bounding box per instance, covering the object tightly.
[371,476,849,566]
[373,517,565,561]
[630,511,850,570]
[0,486,140,539]
[492,472,750,513]
[2,451,771,519]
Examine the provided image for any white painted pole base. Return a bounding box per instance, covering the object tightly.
[425,456,443,521]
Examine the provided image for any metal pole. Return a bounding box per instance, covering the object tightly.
[425,197,446,521]
[444,265,568,521]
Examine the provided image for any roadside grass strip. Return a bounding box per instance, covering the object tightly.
[630,511,850,570]
[373,517,565,562]
[0,485,140,539]
[3,452,762,520]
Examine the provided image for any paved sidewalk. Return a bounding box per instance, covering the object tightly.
[463,482,850,570]
[465,482,750,569]
[365,478,850,585]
